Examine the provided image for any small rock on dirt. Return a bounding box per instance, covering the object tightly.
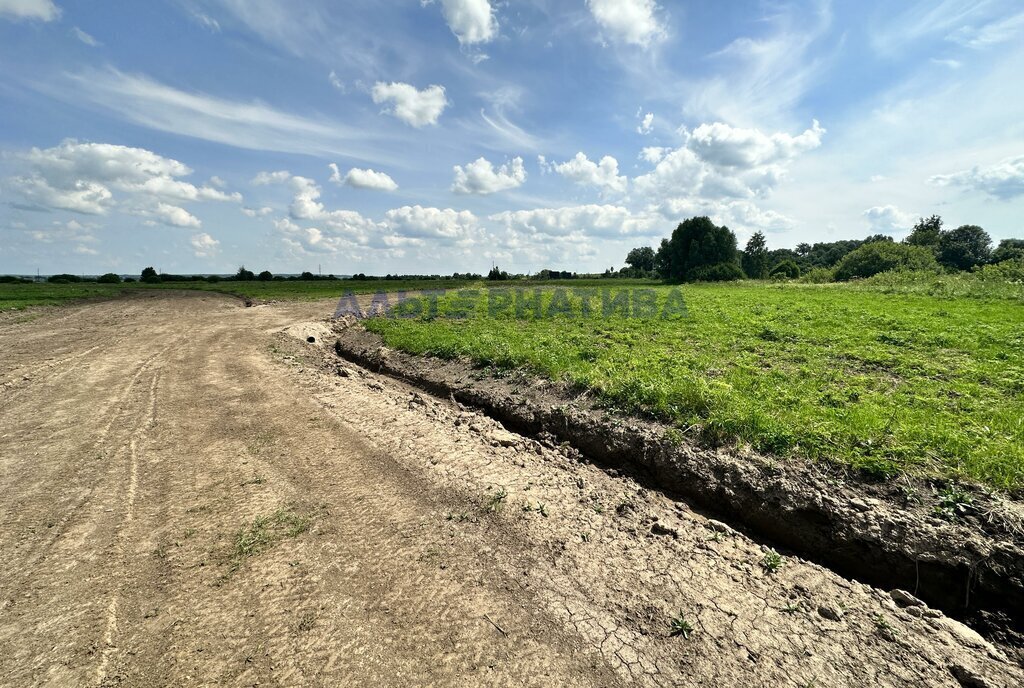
[890,589,925,608]
[818,604,844,622]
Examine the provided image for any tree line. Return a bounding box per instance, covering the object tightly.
[621,215,1023,283]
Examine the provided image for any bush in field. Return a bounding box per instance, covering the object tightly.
[258,270,273,281]
[235,266,256,281]
[769,260,801,279]
[834,242,938,281]
[656,216,740,282]
[798,267,835,283]
[97,273,122,284]
[974,258,1024,282]
[687,262,745,282]
[937,225,992,270]
[46,273,82,283]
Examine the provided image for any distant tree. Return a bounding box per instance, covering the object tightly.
[992,238,1024,264]
[140,266,161,283]
[97,273,122,284]
[207,274,221,283]
[47,273,82,283]
[863,234,895,244]
[625,246,656,274]
[741,231,770,279]
[795,242,812,257]
[937,225,992,270]
[798,240,864,269]
[687,262,744,282]
[834,243,939,281]
[769,260,801,279]
[487,265,509,281]
[904,215,944,249]
[257,270,273,281]
[655,216,740,282]
[300,271,316,280]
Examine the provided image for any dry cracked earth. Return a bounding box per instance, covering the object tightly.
[0,291,1021,687]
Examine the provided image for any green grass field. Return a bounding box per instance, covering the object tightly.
[362,282,1024,491]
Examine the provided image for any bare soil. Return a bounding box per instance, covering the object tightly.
[1,292,1021,687]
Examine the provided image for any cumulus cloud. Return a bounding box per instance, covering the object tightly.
[637,112,654,134]
[384,205,479,243]
[633,120,825,202]
[586,0,666,48]
[430,0,497,45]
[929,156,1024,200]
[863,205,915,234]
[640,146,666,164]
[7,140,241,227]
[489,204,657,239]
[451,156,526,195]
[0,0,60,21]
[550,153,628,194]
[241,206,273,217]
[329,163,399,191]
[190,232,220,257]
[252,170,292,185]
[371,82,448,127]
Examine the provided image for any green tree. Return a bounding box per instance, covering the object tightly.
[834,242,939,281]
[625,246,656,273]
[257,270,273,281]
[97,273,122,284]
[140,266,161,283]
[769,260,801,279]
[741,231,770,279]
[904,215,943,249]
[655,216,740,282]
[992,238,1024,264]
[937,225,992,270]
[235,265,256,281]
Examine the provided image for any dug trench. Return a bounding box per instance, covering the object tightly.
[325,317,1024,660]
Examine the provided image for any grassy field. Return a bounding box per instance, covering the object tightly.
[362,282,1024,491]
[0,278,652,311]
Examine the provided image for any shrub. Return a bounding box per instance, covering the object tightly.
[258,270,273,281]
[834,242,939,281]
[798,267,834,283]
[47,273,82,283]
[97,273,122,284]
[769,260,801,279]
[992,239,1024,264]
[207,274,222,283]
[687,262,745,282]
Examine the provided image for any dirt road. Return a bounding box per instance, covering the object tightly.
[0,292,1020,687]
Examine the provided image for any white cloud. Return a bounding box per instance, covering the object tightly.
[71,27,100,46]
[640,147,666,164]
[0,0,59,21]
[946,10,1024,48]
[863,205,915,234]
[451,156,526,195]
[55,69,399,165]
[328,70,344,91]
[633,120,825,203]
[551,153,628,194]
[241,206,273,217]
[929,155,1024,200]
[431,0,497,45]
[208,176,226,188]
[371,82,448,127]
[7,140,240,227]
[190,232,220,257]
[153,202,201,228]
[190,11,220,32]
[637,112,654,134]
[586,0,666,48]
[687,120,825,169]
[384,205,479,244]
[329,163,399,191]
[489,205,658,239]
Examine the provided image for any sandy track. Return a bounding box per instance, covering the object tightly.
[0,292,1020,687]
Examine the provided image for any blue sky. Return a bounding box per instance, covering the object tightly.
[1,0,1022,275]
